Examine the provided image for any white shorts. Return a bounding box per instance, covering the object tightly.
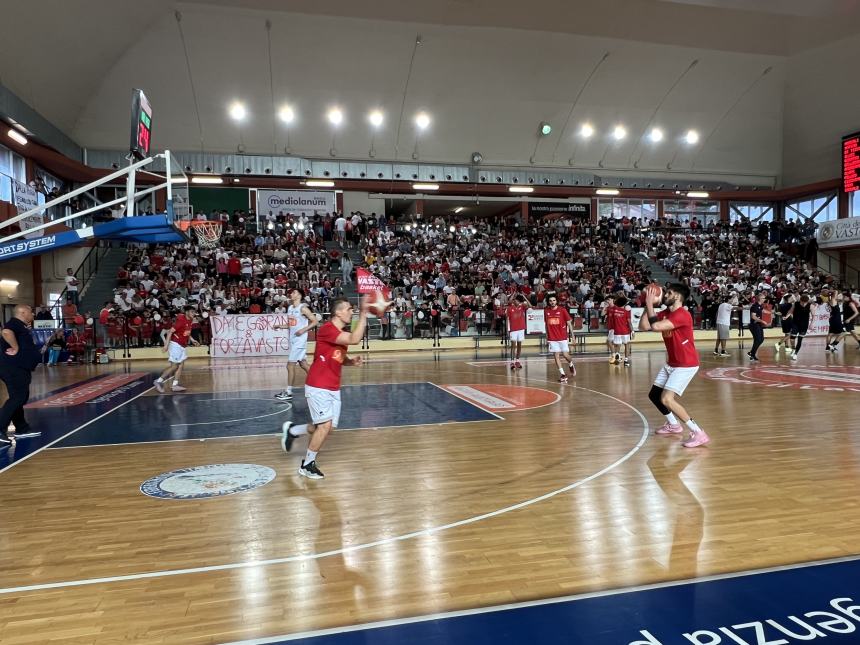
[607,330,615,343]
[288,339,308,363]
[613,334,631,345]
[305,385,341,428]
[509,329,525,342]
[168,341,188,364]
[653,365,699,395]
[548,340,569,354]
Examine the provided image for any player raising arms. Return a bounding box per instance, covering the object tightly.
[639,283,709,448]
[506,294,528,370]
[154,306,200,393]
[280,296,369,479]
[543,294,576,382]
[273,288,318,401]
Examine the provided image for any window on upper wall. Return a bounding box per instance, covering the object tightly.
[662,199,720,226]
[597,198,658,222]
[0,143,27,204]
[785,193,837,223]
[730,203,774,224]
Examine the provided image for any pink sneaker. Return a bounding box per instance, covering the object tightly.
[655,422,683,435]
[515,361,522,369]
[171,384,187,392]
[682,430,710,448]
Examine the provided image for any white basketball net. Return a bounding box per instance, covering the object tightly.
[191,222,222,248]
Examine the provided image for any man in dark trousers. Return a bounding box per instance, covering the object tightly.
[0,305,42,446]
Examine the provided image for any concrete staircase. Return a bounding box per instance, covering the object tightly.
[78,246,128,315]
[624,242,675,286]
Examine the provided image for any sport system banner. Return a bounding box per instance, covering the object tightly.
[257,189,336,217]
[210,313,292,358]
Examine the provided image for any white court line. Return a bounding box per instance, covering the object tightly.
[221,553,860,644]
[0,381,650,595]
[0,385,156,476]
[170,399,292,427]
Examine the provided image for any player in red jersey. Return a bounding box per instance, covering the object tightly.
[638,283,709,448]
[607,295,633,366]
[506,294,528,369]
[280,296,369,479]
[543,294,576,382]
[154,306,200,393]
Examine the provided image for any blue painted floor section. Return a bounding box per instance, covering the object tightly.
[249,558,860,645]
[54,383,496,448]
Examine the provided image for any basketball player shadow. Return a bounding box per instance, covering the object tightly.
[647,443,706,577]
[279,476,374,602]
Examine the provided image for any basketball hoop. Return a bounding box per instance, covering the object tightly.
[190,221,222,248]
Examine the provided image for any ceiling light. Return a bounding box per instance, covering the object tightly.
[233,178,240,183]
[0,279,20,287]
[169,177,188,183]
[596,188,620,195]
[415,112,431,130]
[649,127,664,143]
[369,110,384,128]
[278,105,295,124]
[612,125,626,141]
[685,129,700,144]
[579,123,594,139]
[191,176,223,184]
[327,107,344,126]
[686,191,709,198]
[412,183,439,191]
[454,207,465,214]
[229,102,247,121]
[539,122,552,136]
[509,186,534,193]
[7,129,28,145]
[305,180,335,188]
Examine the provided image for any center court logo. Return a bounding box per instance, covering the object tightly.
[703,365,860,392]
[140,464,276,500]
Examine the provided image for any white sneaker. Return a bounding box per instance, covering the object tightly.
[790,351,798,361]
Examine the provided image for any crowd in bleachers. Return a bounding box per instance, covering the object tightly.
[49,205,851,352]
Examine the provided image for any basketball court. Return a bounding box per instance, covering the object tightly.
[2,341,860,644]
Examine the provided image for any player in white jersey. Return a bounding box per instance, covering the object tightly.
[273,288,318,401]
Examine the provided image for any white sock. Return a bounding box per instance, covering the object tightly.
[286,386,293,394]
[172,379,180,386]
[686,418,702,432]
[155,377,163,384]
[304,449,318,465]
[290,424,309,436]
[665,413,678,425]
[559,368,565,375]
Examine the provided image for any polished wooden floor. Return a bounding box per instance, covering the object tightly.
[1,338,859,644]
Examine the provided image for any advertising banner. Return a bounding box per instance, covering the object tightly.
[12,179,44,239]
[257,190,336,217]
[527,201,590,217]
[525,308,546,334]
[817,216,860,249]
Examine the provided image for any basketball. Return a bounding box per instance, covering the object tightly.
[74,315,84,325]
[153,312,162,321]
[645,283,663,303]
[365,290,392,317]
[86,317,94,326]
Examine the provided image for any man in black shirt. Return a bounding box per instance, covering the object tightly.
[747,292,766,361]
[1,305,42,445]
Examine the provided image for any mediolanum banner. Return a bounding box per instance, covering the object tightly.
[257,190,336,217]
[817,216,860,249]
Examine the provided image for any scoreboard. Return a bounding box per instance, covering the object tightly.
[129,89,153,161]
[844,131,860,193]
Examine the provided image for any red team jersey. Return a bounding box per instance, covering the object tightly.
[506,304,527,332]
[543,306,571,341]
[657,307,699,367]
[606,305,632,335]
[306,322,347,391]
[171,314,192,347]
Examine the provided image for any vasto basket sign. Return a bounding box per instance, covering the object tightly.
[257,189,336,217]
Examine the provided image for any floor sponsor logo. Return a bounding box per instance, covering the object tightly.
[140,464,276,500]
[26,373,150,408]
[443,384,560,411]
[703,365,860,392]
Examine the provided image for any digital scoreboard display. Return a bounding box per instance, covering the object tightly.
[843,131,860,193]
[129,89,153,160]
